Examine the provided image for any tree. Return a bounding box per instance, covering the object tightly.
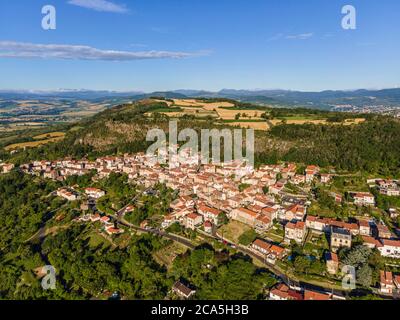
[357,264,373,288]
[342,245,371,268]
[294,256,311,274]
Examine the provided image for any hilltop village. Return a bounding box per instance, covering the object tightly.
[5,149,400,300]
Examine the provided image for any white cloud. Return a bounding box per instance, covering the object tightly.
[285,33,314,40]
[267,33,284,42]
[68,0,128,13]
[0,41,207,61]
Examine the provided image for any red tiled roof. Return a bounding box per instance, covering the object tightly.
[358,220,370,228]
[187,213,201,220]
[304,290,330,300]
[362,236,381,247]
[198,205,221,216]
[106,227,121,234]
[253,239,271,251]
[256,215,271,224]
[204,221,212,227]
[381,239,400,248]
[237,207,258,218]
[328,252,339,263]
[270,244,285,256]
[380,271,393,285]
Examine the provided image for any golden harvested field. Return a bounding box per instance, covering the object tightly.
[33,132,66,140]
[173,99,235,109]
[163,99,263,120]
[344,118,366,125]
[225,122,270,130]
[147,99,366,131]
[215,109,264,120]
[5,136,65,151]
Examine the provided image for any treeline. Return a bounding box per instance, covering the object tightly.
[265,118,400,177]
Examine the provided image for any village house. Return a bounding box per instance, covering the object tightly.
[304,290,331,301]
[254,215,272,234]
[306,215,330,233]
[285,221,306,244]
[203,221,213,234]
[306,216,359,236]
[90,213,101,222]
[378,239,400,258]
[251,239,285,263]
[305,165,320,183]
[185,213,203,230]
[330,192,343,204]
[377,223,392,239]
[380,187,400,197]
[358,219,371,236]
[361,235,381,249]
[172,281,196,300]
[377,180,400,196]
[320,174,332,184]
[325,252,339,275]
[380,271,394,295]
[281,164,296,179]
[253,195,274,207]
[162,214,176,229]
[352,192,375,207]
[284,204,306,222]
[56,188,79,201]
[262,206,279,220]
[85,188,106,199]
[197,205,222,226]
[330,227,352,252]
[291,174,306,185]
[269,182,285,195]
[230,207,258,227]
[0,163,15,173]
[100,216,112,226]
[105,226,124,236]
[269,284,303,301]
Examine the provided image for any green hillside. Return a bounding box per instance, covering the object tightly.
[2,99,400,177]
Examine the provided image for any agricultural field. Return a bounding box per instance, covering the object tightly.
[4,131,66,151]
[146,99,365,131]
[33,131,66,140]
[4,136,65,151]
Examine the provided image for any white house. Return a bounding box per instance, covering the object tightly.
[378,239,400,258]
[85,188,106,199]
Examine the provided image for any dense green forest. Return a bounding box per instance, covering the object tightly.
[262,117,400,177]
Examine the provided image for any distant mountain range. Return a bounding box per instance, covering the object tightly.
[2,88,400,110]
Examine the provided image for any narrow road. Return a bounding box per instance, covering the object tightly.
[117,218,195,249]
[113,189,348,297]
[212,231,347,297]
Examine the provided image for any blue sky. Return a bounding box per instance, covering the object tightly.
[0,0,399,92]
